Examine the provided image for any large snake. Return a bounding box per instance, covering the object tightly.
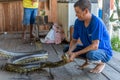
[0,49,69,73]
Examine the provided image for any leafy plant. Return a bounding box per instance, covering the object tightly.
[111,36,120,52]
[109,0,120,52]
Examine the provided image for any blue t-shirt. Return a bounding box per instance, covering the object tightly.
[73,14,112,57]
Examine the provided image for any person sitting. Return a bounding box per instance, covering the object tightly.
[63,0,113,73]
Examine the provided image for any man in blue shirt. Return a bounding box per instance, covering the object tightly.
[63,0,112,73]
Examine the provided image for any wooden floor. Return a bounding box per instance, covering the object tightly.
[0,33,120,80]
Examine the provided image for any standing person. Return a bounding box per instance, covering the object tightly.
[22,0,39,42]
[63,0,113,73]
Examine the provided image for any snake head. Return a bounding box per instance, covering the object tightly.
[61,53,70,63]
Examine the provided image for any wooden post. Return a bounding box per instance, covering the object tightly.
[102,0,110,29]
[50,0,57,22]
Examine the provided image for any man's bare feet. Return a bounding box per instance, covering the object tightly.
[90,62,105,73]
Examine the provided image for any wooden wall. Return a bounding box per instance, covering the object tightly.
[48,0,57,23]
[0,1,23,33]
[0,0,57,33]
[39,0,57,23]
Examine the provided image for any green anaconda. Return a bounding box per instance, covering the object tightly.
[0,49,69,73]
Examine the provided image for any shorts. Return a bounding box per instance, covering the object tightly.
[23,8,38,26]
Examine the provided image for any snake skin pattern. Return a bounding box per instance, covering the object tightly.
[0,49,69,73]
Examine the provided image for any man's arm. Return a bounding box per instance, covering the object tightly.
[76,40,99,55]
[69,40,99,61]
[67,39,78,54]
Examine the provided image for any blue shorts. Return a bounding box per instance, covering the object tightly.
[63,44,111,63]
[23,8,38,26]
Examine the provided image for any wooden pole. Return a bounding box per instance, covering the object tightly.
[102,0,110,29]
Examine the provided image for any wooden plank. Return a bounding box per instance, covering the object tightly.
[0,4,3,33]
[51,0,57,22]
[54,45,109,80]
[47,0,57,22]
[1,34,120,80]
[0,71,26,80]
[0,33,38,52]
[2,3,10,32]
[113,51,120,61]
[17,2,23,31]
[35,41,43,50]
[14,35,51,80]
[0,34,51,80]
[30,70,51,80]
[102,0,110,29]
[52,44,92,80]
[74,49,120,80]
[75,59,109,80]
[0,34,5,45]
[75,55,120,80]
[3,34,15,51]
[0,37,11,50]
[0,1,23,32]
[0,34,29,80]
[107,57,120,73]
[42,44,72,80]
[102,64,120,80]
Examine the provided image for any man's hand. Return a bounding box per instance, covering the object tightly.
[68,52,78,62]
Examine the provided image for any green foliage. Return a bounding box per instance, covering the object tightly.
[115,0,120,21]
[110,0,120,22]
[110,0,120,52]
[111,36,120,52]
[109,12,118,22]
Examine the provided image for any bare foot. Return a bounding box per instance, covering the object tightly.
[90,63,105,73]
[22,32,26,40]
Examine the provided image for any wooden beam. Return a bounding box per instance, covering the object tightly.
[102,0,110,28]
[0,0,22,2]
[47,0,57,23]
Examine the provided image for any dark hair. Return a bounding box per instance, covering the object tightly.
[74,0,91,12]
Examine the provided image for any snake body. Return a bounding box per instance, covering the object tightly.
[0,49,69,73]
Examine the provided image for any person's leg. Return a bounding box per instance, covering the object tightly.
[86,49,111,73]
[30,8,38,39]
[63,44,69,53]
[89,62,105,73]
[30,24,34,39]
[22,8,32,40]
[22,25,27,40]
[63,44,85,53]
[72,45,90,69]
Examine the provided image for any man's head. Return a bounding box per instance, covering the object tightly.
[74,0,91,20]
